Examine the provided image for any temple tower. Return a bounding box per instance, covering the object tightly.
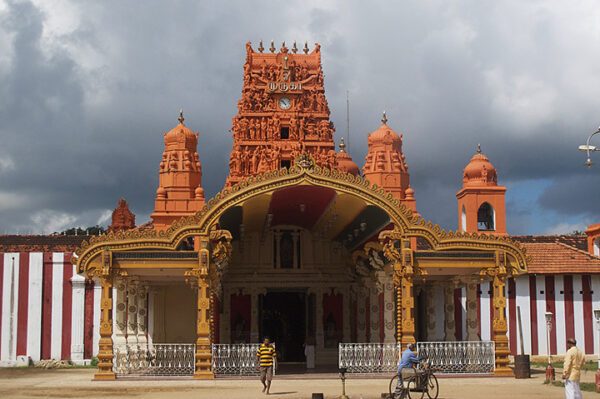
[225,41,337,186]
[362,113,416,211]
[456,145,507,235]
[151,111,205,230]
[108,198,136,232]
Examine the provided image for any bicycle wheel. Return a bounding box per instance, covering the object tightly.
[406,376,425,399]
[389,374,399,398]
[426,374,439,399]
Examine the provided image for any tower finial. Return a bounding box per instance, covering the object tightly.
[477,143,481,154]
[339,137,346,152]
[292,41,298,53]
[269,40,275,53]
[258,40,264,53]
[303,41,309,54]
[381,111,388,125]
[178,109,185,124]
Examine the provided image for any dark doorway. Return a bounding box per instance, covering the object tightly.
[260,291,306,363]
[415,287,427,342]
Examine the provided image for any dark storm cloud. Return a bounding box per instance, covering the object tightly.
[0,0,599,234]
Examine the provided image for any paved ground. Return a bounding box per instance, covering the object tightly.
[0,367,596,399]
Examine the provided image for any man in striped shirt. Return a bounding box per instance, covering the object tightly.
[257,337,277,394]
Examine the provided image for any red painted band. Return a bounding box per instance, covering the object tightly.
[379,292,384,342]
[564,275,575,342]
[545,276,557,355]
[529,275,538,355]
[41,253,53,360]
[61,254,73,359]
[508,278,517,356]
[16,253,29,356]
[454,288,462,341]
[84,280,94,359]
[582,275,594,354]
[0,254,4,355]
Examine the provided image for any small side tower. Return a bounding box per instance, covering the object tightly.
[151,111,205,230]
[456,145,506,235]
[108,198,136,232]
[585,224,600,256]
[362,113,416,211]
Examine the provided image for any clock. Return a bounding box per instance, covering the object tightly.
[279,97,291,110]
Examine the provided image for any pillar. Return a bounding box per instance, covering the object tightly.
[492,275,511,376]
[466,281,479,341]
[126,281,138,346]
[383,280,395,343]
[398,274,415,345]
[343,288,351,342]
[193,237,214,379]
[356,287,367,342]
[137,283,148,347]
[250,288,260,342]
[369,285,380,342]
[425,284,437,341]
[315,288,324,350]
[70,274,86,364]
[113,278,128,347]
[94,277,116,380]
[443,284,456,341]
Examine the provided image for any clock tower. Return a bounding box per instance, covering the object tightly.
[225,41,336,186]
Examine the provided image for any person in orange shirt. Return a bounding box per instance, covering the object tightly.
[562,338,586,399]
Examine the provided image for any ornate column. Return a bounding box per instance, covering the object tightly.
[187,236,214,379]
[342,288,351,342]
[250,288,265,342]
[126,280,139,346]
[466,280,479,341]
[94,251,116,380]
[113,278,128,347]
[443,283,456,341]
[425,283,438,341]
[383,279,395,343]
[137,282,148,347]
[70,273,86,364]
[356,286,367,342]
[369,284,380,342]
[315,288,324,350]
[482,253,512,376]
[381,233,422,346]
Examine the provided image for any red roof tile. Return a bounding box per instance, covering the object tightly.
[519,241,600,274]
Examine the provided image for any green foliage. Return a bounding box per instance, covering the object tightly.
[90,357,99,367]
[55,225,106,236]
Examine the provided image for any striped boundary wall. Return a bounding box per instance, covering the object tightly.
[1,251,599,363]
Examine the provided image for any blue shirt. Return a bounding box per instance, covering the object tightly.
[398,348,420,372]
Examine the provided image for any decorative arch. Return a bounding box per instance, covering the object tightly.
[75,157,528,276]
[477,202,495,231]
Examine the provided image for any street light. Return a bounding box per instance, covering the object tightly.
[545,312,555,382]
[594,309,600,392]
[578,127,600,168]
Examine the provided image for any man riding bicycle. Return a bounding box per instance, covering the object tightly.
[394,343,422,399]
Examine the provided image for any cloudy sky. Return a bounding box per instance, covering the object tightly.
[0,0,599,235]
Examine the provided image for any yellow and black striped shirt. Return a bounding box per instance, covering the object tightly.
[257,344,276,367]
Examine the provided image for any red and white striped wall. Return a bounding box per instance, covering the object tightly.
[471,274,600,356]
[0,252,101,365]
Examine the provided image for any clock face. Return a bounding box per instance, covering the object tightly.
[279,97,291,110]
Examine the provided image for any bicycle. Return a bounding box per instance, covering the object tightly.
[388,360,439,399]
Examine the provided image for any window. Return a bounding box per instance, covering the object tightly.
[280,127,290,139]
[477,202,495,231]
[461,205,467,232]
[273,228,301,268]
[280,160,291,169]
[594,238,600,256]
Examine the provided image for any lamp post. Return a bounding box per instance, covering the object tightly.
[594,309,600,392]
[545,312,555,382]
[338,367,349,399]
[578,127,600,168]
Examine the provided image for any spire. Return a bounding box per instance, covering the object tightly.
[477,143,481,154]
[258,40,264,53]
[178,109,185,125]
[339,137,347,153]
[381,111,388,125]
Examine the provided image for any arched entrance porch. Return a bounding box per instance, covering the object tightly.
[74,156,528,380]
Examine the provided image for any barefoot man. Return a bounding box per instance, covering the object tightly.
[562,338,585,399]
[257,337,276,394]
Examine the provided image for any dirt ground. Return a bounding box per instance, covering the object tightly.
[0,367,596,399]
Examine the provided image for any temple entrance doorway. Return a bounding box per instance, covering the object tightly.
[259,290,306,363]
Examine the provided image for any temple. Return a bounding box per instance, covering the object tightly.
[1,42,599,381]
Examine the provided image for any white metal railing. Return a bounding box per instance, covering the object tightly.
[212,344,262,375]
[418,341,495,374]
[339,341,495,375]
[114,344,195,376]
